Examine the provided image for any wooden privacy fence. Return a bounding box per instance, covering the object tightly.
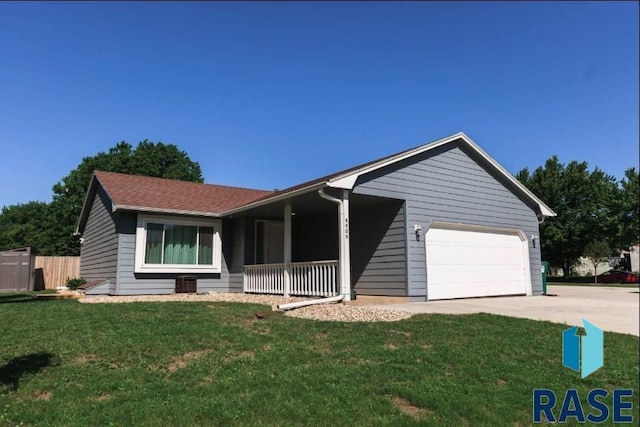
[34,256,80,289]
[0,247,36,292]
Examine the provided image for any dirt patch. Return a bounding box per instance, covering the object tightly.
[390,330,412,337]
[238,350,255,359]
[252,325,271,335]
[310,333,331,354]
[342,357,380,366]
[385,343,398,350]
[94,394,111,402]
[234,317,272,335]
[168,350,212,373]
[497,378,507,386]
[262,344,272,351]
[33,390,52,401]
[197,374,216,387]
[73,354,101,365]
[390,395,430,420]
[420,344,433,350]
[225,350,255,362]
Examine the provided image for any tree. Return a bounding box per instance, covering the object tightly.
[0,202,56,254]
[516,156,618,277]
[614,168,639,250]
[584,240,611,283]
[13,140,203,256]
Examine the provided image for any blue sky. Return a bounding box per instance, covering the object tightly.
[0,2,637,208]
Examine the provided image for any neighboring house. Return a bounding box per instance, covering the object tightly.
[573,257,616,277]
[552,245,639,277]
[628,243,639,273]
[76,132,556,301]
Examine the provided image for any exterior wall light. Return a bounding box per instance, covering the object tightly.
[414,224,423,242]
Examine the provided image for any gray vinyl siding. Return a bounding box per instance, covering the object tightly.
[114,213,238,295]
[84,281,112,296]
[228,218,245,292]
[79,186,118,285]
[351,200,407,296]
[353,142,543,299]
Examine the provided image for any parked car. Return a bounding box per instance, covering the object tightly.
[596,270,639,284]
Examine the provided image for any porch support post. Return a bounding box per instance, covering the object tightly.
[283,203,292,297]
[338,190,352,301]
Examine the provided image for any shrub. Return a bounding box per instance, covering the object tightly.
[66,277,87,291]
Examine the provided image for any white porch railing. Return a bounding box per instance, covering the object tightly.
[243,260,339,297]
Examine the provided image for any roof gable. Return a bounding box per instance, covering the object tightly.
[77,132,555,235]
[225,133,556,217]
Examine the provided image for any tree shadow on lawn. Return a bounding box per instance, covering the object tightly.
[0,293,52,304]
[0,352,56,392]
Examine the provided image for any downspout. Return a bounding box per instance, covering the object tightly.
[278,295,344,311]
[538,213,546,225]
[318,188,352,301]
[537,212,551,296]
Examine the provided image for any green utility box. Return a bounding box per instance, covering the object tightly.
[541,261,549,295]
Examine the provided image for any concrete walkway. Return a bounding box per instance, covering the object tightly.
[373,285,639,336]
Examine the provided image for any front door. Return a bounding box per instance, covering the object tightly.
[256,221,284,264]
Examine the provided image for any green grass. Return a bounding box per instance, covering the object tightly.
[1,295,638,426]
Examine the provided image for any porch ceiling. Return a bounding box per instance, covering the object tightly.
[227,190,402,219]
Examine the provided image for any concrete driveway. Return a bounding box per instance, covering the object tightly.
[374,285,639,336]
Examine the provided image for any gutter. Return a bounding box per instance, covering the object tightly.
[113,204,221,218]
[318,187,341,204]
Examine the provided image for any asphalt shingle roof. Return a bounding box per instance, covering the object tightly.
[94,171,274,215]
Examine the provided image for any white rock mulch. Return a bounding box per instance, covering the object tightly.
[283,303,413,322]
[79,292,413,322]
[79,292,307,310]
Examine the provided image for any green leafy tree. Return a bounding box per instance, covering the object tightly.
[0,202,56,254]
[613,168,639,250]
[584,240,612,283]
[50,140,204,255]
[516,156,618,277]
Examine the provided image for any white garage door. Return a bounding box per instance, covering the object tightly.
[425,226,530,300]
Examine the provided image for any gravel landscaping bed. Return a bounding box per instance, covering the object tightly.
[80,293,413,322]
[80,292,308,309]
[283,304,413,322]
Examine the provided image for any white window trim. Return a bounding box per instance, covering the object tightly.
[135,214,222,274]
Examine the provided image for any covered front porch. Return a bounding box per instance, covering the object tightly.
[235,188,407,301]
[244,260,339,297]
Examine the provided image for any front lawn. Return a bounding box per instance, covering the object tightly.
[1,295,638,426]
